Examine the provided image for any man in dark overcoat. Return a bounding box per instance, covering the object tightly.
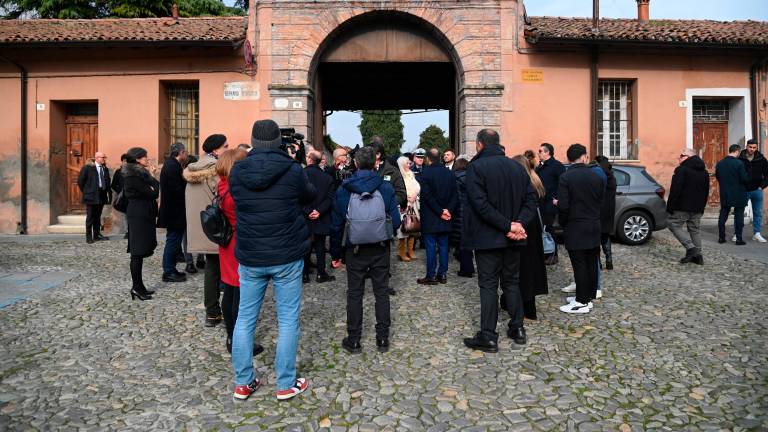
[417,153,458,285]
[716,144,750,245]
[77,151,112,243]
[157,142,188,282]
[462,129,537,352]
[303,150,336,283]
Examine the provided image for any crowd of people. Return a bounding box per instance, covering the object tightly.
[77,118,766,402]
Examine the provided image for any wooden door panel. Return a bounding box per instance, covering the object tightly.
[693,122,728,206]
[65,117,98,213]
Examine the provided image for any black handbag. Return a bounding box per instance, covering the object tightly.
[200,190,232,246]
[113,190,128,213]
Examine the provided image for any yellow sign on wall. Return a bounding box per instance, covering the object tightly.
[521,69,544,83]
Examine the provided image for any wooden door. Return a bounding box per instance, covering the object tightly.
[693,122,728,206]
[66,116,98,213]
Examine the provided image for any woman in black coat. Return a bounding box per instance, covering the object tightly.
[450,157,475,277]
[502,155,548,320]
[595,156,617,270]
[123,147,160,301]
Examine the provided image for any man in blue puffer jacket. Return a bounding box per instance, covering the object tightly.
[228,119,315,402]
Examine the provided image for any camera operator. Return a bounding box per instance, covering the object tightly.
[281,129,308,166]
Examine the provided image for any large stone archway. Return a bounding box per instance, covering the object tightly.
[253,0,505,155]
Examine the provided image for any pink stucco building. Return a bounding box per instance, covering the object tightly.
[0,0,766,234]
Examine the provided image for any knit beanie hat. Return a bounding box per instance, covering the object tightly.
[202,134,227,154]
[126,147,148,164]
[251,119,283,150]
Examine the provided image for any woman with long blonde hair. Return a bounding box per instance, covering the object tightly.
[508,155,548,320]
[396,155,421,261]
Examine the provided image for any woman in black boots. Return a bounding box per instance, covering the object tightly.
[123,147,160,300]
[595,156,617,270]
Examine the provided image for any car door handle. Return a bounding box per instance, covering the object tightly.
[616,191,624,195]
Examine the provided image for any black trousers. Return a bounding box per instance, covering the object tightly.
[476,247,523,341]
[85,192,107,239]
[345,243,391,340]
[568,247,600,304]
[204,254,222,317]
[222,283,240,342]
[305,234,328,276]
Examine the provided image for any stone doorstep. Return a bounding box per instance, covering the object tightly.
[47,214,87,234]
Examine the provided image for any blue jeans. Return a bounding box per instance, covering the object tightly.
[747,189,764,234]
[718,206,745,241]
[424,234,449,279]
[232,259,304,390]
[162,229,184,274]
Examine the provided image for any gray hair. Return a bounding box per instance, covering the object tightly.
[681,148,696,157]
[169,142,186,158]
[355,146,377,170]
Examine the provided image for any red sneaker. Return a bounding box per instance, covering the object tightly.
[276,378,309,401]
[233,378,261,401]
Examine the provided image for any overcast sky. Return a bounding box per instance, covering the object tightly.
[324,0,768,152]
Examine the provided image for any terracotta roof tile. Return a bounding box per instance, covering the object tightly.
[526,16,768,48]
[0,17,247,45]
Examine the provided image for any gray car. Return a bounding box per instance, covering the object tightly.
[553,164,668,245]
[611,164,668,245]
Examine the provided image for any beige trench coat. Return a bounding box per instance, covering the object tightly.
[183,154,219,254]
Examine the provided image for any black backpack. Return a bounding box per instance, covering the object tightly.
[200,189,232,246]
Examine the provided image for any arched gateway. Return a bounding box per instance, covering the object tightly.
[255,1,505,154]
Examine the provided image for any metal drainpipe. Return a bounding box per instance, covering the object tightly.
[590,48,599,156]
[750,56,768,149]
[0,55,28,234]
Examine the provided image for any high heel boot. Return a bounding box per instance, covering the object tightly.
[131,287,152,301]
[407,237,418,260]
[602,237,613,270]
[397,239,410,261]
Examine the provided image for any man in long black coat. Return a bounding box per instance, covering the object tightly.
[558,144,605,314]
[303,150,336,283]
[77,151,111,243]
[417,153,458,285]
[462,129,537,352]
[157,143,188,282]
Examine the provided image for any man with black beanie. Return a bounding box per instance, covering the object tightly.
[229,119,315,402]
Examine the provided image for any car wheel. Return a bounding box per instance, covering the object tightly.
[617,210,653,245]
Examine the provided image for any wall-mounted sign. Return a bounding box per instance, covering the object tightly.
[274,98,289,109]
[36,103,46,111]
[224,82,260,100]
[521,69,544,83]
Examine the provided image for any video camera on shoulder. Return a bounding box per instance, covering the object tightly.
[280,128,306,163]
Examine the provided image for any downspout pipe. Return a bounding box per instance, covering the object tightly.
[590,48,599,157]
[750,56,768,149]
[0,55,28,235]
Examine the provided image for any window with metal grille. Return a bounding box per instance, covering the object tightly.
[693,99,729,123]
[166,86,199,155]
[597,81,635,160]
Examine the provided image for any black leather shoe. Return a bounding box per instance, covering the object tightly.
[205,315,223,327]
[130,289,152,301]
[376,337,389,353]
[185,263,198,274]
[162,272,186,283]
[437,275,447,284]
[718,238,726,244]
[735,240,746,245]
[302,273,311,283]
[388,287,396,296]
[86,238,94,244]
[316,273,335,283]
[692,255,704,265]
[605,260,613,270]
[196,257,206,269]
[457,271,474,278]
[95,235,109,241]
[680,248,696,264]
[342,337,362,354]
[417,277,438,285]
[173,269,186,277]
[463,334,498,353]
[507,327,527,345]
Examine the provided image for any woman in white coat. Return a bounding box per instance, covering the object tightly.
[396,156,421,261]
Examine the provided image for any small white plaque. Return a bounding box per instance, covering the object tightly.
[224,82,260,100]
[292,101,303,109]
[678,100,688,108]
[36,103,45,111]
[274,98,289,109]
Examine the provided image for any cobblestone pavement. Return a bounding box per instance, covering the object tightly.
[0,233,766,431]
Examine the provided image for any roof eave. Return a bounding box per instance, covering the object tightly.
[0,38,245,49]
[526,36,768,51]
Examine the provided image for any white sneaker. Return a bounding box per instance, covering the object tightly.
[566,297,595,308]
[595,289,603,299]
[559,300,592,314]
[754,233,767,243]
[561,282,576,293]
[732,235,737,242]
